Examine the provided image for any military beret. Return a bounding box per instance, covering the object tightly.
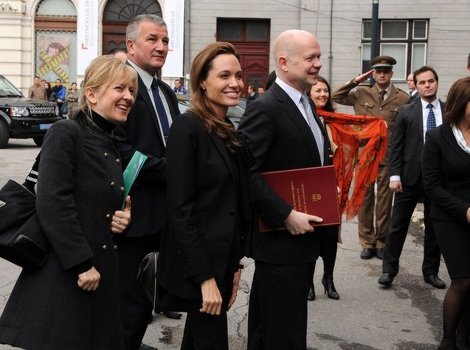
[370,55,396,70]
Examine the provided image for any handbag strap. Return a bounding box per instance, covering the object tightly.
[23,152,40,194]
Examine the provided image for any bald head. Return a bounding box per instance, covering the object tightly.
[274,30,322,92]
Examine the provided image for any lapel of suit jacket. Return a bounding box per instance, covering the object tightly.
[440,122,470,165]
[382,85,400,107]
[410,101,425,147]
[208,132,237,181]
[157,79,177,119]
[137,76,166,146]
[271,83,322,164]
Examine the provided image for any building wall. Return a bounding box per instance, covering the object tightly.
[1,0,469,98]
[188,0,470,100]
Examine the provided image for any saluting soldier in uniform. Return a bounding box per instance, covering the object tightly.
[332,56,410,260]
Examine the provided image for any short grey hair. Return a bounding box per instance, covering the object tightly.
[126,14,167,41]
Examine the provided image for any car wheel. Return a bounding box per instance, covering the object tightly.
[0,121,9,148]
[33,136,44,147]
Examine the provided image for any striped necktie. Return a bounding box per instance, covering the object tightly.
[301,94,324,164]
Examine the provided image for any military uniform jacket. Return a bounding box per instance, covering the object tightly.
[332,78,409,162]
[0,111,125,350]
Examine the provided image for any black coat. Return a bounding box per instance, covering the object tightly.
[389,100,445,187]
[423,122,470,223]
[0,112,125,349]
[158,112,249,302]
[238,82,336,264]
[116,75,180,238]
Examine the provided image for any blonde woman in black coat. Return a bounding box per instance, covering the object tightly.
[0,56,136,350]
[158,42,250,350]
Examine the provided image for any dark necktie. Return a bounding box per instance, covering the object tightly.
[426,104,436,131]
[301,94,324,164]
[151,78,170,139]
[379,90,386,104]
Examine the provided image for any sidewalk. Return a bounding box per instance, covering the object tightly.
[0,209,445,350]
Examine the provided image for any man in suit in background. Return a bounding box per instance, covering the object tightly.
[378,66,445,289]
[407,72,419,103]
[332,56,409,260]
[246,84,259,106]
[115,14,181,350]
[238,29,337,350]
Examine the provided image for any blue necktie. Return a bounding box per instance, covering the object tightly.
[301,94,324,164]
[426,104,436,131]
[151,78,170,139]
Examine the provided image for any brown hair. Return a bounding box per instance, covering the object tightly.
[189,42,241,153]
[413,66,439,85]
[445,77,470,124]
[306,76,335,112]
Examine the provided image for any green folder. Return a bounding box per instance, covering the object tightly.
[122,151,148,209]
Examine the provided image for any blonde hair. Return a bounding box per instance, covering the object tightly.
[80,55,138,113]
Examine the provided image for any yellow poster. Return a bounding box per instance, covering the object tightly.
[36,32,75,85]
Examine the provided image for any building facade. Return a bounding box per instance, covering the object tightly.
[1,0,469,98]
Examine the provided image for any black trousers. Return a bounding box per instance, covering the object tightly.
[248,261,314,350]
[115,235,159,350]
[180,275,233,350]
[382,185,441,277]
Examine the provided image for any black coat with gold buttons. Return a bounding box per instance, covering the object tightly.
[0,111,125,350]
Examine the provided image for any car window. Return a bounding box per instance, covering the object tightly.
[0,76,23,97]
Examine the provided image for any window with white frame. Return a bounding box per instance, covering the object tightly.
[362,19,428,81]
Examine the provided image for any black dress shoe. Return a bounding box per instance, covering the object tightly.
[307,283,315,301]
[360,248,376,259]
[161,311,183,319]
[376,248,384,260]
[378,273,394,287]
[424,275,446,289]
[140,343,157,350]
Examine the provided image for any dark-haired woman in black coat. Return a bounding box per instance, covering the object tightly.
[423,77,470,350]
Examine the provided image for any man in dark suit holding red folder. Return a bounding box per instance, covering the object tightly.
[238,29,337,350]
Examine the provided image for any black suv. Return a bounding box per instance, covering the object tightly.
[0,75,62,148]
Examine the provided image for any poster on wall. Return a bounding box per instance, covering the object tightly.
[162,0,185,78]
[77,0,98,76]
[36,31,77,87]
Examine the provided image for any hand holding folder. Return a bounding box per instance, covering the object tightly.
[259,165,340,232]
[122,151,148,209]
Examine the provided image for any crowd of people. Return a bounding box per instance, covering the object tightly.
[0,12,469,350]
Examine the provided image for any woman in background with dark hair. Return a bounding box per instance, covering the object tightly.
[423,77,470,350]
[158,42,250,350]
[306,76,340,301]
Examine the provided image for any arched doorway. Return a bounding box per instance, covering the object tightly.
[102,0,163,54]
[34,0,77,86]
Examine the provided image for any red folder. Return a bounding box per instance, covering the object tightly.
[259,165,340,232]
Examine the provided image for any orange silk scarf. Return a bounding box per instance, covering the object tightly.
[318,109,387,220]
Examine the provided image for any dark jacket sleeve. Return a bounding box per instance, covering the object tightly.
[422,127,470,223]
[166,114,215,282]
[389,104,408,177]
[238,99,292,228]
[36,120,94,271]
